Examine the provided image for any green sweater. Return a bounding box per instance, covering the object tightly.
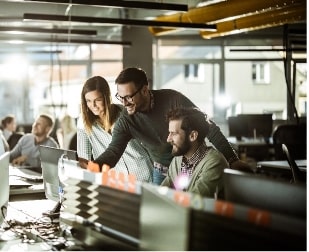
[95,89,238,168]
[161,147,228,198]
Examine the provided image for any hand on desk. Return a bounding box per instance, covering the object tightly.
[230,159,254,173]
[11,155,28,166]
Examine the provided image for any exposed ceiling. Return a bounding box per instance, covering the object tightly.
[0,0,306,46]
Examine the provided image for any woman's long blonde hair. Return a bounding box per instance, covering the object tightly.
[81,76,120,133]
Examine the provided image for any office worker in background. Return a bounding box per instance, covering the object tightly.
[10,114,58,168]
[77,76,152,182]
[161,107,228,198]
[94,67,249,185]
[1,114,23,150]
[56,114,77,150]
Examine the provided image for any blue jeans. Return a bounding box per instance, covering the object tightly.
[152,168,166,185]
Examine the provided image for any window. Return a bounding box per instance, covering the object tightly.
[184,64,204,82]
[252,62,270,84]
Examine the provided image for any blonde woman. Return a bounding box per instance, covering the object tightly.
[77,76,152,182]
[56,114,77,150]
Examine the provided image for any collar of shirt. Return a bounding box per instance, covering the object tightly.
[181,142,208,177]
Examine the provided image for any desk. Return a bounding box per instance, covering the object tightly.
[256,159,306,180]
[0,199,87,251]
[228,137,274,168]
[9,166,45,201]
[1,198,137,251]
[257,159,307,171]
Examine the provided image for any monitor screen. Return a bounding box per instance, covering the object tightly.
[228,116,249,140]
[39,145,78,202]
[223,168,306,218]
[228,114,273,141]
[0,152,10,225]
[239,113,273,139]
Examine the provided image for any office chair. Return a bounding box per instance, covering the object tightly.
[272,123,306,160]
[7,132,23,150]
[282,144,306,184]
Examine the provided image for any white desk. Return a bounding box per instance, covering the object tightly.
[0,199,60,251]
[9,166,45,201]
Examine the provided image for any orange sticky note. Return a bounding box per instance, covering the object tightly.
[117,172,125,191]
[173,191,190,207]
[108,169,117,188]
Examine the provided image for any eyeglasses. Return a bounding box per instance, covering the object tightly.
[115,86,143,103]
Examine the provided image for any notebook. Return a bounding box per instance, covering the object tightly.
[0,152,10,225]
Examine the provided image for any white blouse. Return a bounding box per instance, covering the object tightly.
[77,118,153,182]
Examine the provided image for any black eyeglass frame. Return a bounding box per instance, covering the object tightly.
[115,85,143,103]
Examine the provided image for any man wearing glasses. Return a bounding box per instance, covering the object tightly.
[94,67,249,185]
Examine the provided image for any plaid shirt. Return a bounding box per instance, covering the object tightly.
[181,142,208,178]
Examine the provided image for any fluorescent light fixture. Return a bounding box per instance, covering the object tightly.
[0,35,131,46]
[0,26,97,35]
[24,0,188,11]
[24,13,217,30]
[0,50,62,54]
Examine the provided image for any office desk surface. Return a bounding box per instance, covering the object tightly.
[0,199,60,251]
[257,159,307,172]
[9,166,45,201]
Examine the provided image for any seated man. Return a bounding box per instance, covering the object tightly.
[10,114,59,169]
[161,107,229,198]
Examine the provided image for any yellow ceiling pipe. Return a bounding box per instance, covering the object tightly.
[200,6,306,39]
[148,0,306,36]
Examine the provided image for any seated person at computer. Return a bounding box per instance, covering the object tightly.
[161,107,229,198]
[2,114,23,150]
[10,114,59,168]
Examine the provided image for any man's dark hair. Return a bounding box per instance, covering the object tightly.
[115,67,148,89]
[166,107,209,143]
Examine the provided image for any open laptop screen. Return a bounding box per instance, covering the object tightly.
[39,145,77,201]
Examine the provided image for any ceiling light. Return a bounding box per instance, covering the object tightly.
[0,36,131,46]
[24,0,188,11]
[0,26,97,35]
[24,13,217,30]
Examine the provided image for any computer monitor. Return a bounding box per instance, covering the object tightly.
[227,116,249,141]
[0,152,10,225]
[223,168,306,219]
[39,145,78,217]
[239,113,273,140]
[228,114,273,141]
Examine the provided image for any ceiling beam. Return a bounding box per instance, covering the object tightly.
[148,0,306,35]
[23,13,217,30]
[200,6,306,39]
[0,26,97,35]
[22,0,188,11]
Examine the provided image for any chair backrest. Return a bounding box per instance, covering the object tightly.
[272,123,306,160]
[282,143,306,184]
[7,132,24,150]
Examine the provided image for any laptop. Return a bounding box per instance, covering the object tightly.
[0,152,10,225]
[39,145,78,202]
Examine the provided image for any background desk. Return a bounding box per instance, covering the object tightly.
[228,137,274,169]
[9,166,45,201]
[256,159,306,180]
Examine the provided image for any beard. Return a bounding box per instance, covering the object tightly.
[171,136,190,156]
